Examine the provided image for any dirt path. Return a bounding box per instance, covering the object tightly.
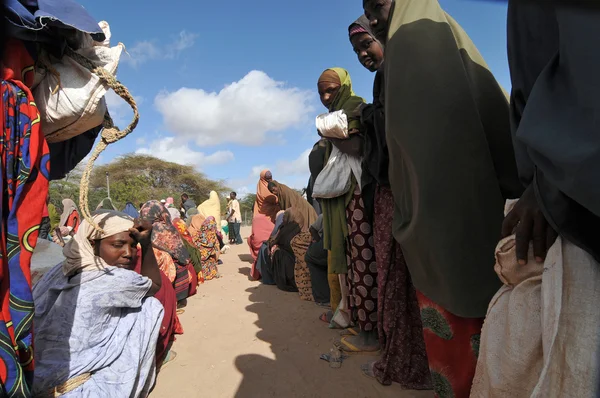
[151,226,433,398]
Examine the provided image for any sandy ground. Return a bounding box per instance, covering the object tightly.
[151,226,433,398]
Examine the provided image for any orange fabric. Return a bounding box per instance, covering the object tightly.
[255,170,280,220]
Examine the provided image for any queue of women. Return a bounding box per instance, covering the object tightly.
[28,192,231,396]
[247,1,600,398]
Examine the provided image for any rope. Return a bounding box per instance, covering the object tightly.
[66,47,139,232]
[38,372,91,397]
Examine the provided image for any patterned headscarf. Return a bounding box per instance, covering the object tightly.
[139,200,190,265]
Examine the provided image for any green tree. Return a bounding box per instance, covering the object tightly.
[49,154,229,212]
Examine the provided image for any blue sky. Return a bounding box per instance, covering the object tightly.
[78,0,510,196]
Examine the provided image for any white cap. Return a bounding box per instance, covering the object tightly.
[160,199,166,203]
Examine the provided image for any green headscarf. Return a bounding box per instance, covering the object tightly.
[323,67,365,131]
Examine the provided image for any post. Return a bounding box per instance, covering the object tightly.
[106,172,110,199]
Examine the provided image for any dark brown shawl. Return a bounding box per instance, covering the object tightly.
[273,181,317,231]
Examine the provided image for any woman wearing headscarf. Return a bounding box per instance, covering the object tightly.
[248,170,281,276]
[197,191,222,227]
[140,201,197,306]
[33,211,164,397]
[267,181,317,230]
[192,216,220,281]
[348,16,431,388]
[124,201,140,219]
[267,208,302,292]
[59,198,81,233]
[165,197,182,221]
[315,67,380,353]
[363,1,523,396]
[254,170,280,221]
[256,210,285,285]
[172,217,205,283]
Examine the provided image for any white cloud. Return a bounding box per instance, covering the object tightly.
[135,137,146,145]
[136,137,234,169]
[275,148,311,177]
[154,70,315,147]
[123,31,198,67]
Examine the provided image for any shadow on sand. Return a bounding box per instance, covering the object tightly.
[232,282,431,398]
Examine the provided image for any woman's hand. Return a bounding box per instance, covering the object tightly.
[129,220,153,248]
[501,184,558,265]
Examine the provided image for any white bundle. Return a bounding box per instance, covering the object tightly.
[33,21,124,143]
[315,110,348,139]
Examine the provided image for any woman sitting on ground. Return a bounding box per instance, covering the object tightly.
[256,210,285,285]
[173,217,206,283]
[267,208,303,292]
[33,211,164,397]
[192,216,220,281]
[140,201,197,307]
[268,181,317,230]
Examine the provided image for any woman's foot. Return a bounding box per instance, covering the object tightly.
[315,301,331,308]
[319,310,333,323]
[177,299,187,309]
[361,361,377,379]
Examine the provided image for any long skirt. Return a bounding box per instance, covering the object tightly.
[372,186,431,389]
[291,232,313,301]
[306,239,330,304]
[271,248,298,292]
[417,291,483,398]
[346,186,378,332]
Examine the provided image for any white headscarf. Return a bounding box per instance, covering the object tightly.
[62,210,135,276]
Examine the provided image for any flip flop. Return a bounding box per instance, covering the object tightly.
[319,311,333,323]
[161,350,178,369]
[176,309,185,315]
[340,327,359,337]
[336,336,381,356]
[361,362,376,379]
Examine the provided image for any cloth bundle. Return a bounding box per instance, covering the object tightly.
[33,21,124,143]
[316,110,348,140]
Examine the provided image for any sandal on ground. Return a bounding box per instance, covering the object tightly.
[340,326,360,337]
[361,362,376,379]
[315,301,330,308]
[319,310,333,323]
[161,350,177,369]
[176,309,185,315]
[336,336,381,356]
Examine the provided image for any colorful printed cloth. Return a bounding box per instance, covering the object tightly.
[372,186,431,389]
[291,231,313,301]
[417,290,483,398]
[140,200,192,301]
[345,186,378,332]
[192,217,219,281]
[0,41,51,397]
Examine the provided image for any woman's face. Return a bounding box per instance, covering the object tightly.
[351,32,384,72]
[363,0,393,44]
[93,231,138,270]
[318,82,340,109]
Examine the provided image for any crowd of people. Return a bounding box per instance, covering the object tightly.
[29,192,239,396]
[245,1,600,397]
